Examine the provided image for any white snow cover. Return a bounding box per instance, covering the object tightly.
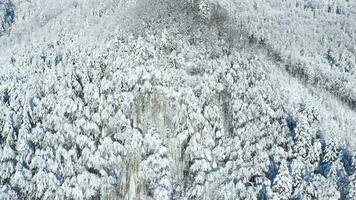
[0,0,355,199]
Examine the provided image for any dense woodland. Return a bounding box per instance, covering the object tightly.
[0,0,355,199]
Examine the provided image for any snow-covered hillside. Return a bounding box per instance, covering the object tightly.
[0,0,355,199]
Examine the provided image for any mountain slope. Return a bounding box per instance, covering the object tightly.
[0,0,355,199]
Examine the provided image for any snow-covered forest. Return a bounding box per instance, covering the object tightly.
[0,0,355,199]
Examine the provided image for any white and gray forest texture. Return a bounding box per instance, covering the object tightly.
[0,0,356,199]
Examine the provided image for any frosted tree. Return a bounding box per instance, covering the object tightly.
[139,129,173,200]
[272,161,293,200]
[293,106,322,170]
[323,141,339,166]
[312,174,341,200]
[0,184,18,199]
[348,173,356,199]
[0,0,14,36]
